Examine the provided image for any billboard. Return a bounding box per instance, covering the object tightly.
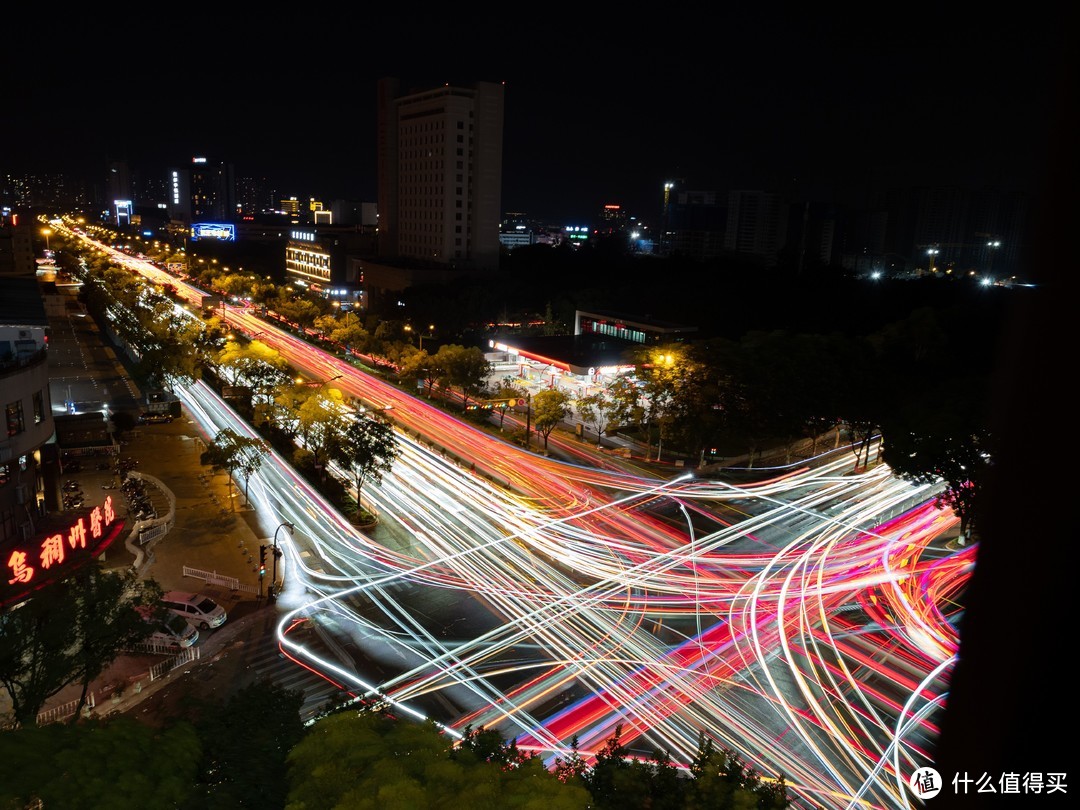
[191,222,236,241]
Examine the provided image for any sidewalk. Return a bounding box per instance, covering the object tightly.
[2,414,280,726]
[1,289,284,726]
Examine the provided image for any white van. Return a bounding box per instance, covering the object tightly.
[161,590,228,630]
[141,608,199,649]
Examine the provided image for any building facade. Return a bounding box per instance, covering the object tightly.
[377,77,504,272]
[0,278,55,549]
[167,157,236,227]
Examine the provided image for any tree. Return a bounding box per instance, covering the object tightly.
[438,344,493,411]
[0,561,160,728]
[575,389,618,446]
[631,345,686,460]
[333,413,400,521]
[111,409,138,438]
[285,711,590,809]
[605,375,646,435]
[532,389,571,452]
[293,385,350,479]
[491,382,528,430]
[552,734,589,788]
[67,564,164,723]
[0,715,201,809]
[186,680,306,810]
[583,724,660,810]
[395,347,439,398]
[200,428,270,510]
[685,733,789,810]
[881,383,993,543]
[213,339,270,388]
[315,310,369,354]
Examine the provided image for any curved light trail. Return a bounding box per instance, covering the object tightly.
[63,224,973,809]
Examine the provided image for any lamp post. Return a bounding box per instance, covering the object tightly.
[524,391,532,447]
[270,521,294,599]
[927,247,940,274]
[405,323,435,350]
[42,228,51,252]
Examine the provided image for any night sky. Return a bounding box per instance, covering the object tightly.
[2,11,1070,225]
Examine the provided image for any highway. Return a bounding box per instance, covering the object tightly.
[67,226,971,810]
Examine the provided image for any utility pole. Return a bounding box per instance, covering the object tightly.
[524,392,532,447]
[271,521,295,599]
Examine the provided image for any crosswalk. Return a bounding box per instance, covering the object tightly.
[240,620,363,721]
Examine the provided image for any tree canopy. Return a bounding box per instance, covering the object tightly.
[0,561,161,728]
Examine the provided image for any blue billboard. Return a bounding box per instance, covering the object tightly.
[191,223,236,241]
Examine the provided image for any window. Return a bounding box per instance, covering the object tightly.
[6,401,24,436]
[33,391,45,424]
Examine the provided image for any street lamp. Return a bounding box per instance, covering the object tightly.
[927,247,940,274]
[404,323,435,350]
[270,521,294,598]
[42,228,51,252]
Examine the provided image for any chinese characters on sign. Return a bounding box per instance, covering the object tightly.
[910,768,1067,799]
[5,496,120,591]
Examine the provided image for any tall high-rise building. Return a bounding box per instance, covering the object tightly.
[377,77,504,272]
[724,190,789,267]
[167,157,236,226]
[236,175,274,218]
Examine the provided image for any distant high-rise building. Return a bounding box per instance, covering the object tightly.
[236,176,274,218]
[665,190,726,261]
[377,77,504,272]
[1,173,89,213]
[167,157,236,226]
[106,160,132,221]
[724,190,789,267]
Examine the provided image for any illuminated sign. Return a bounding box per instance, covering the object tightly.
[2,496,124,607]
[290,230,317,242]
[192,156,207,164]
[191,223,236,241]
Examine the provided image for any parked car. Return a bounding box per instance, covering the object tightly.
[139,607,199,649]
[139,412,174,424]
[161,590,227,630]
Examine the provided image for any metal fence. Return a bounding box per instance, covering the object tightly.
[182,565,260,595]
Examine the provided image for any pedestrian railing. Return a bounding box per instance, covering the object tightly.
[183,565,260,595]
[148,646,200,682]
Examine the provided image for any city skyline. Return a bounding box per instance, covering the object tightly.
[1,13,1068,225]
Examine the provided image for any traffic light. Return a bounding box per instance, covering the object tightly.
[259,545,267,577]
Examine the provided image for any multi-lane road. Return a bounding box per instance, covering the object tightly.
[67,226,970,810]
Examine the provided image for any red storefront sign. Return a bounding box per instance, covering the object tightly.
[2,495,124,607]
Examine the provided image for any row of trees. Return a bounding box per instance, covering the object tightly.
[0,684,790,809]
[64,223,997,544]
[67,228,996,542]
